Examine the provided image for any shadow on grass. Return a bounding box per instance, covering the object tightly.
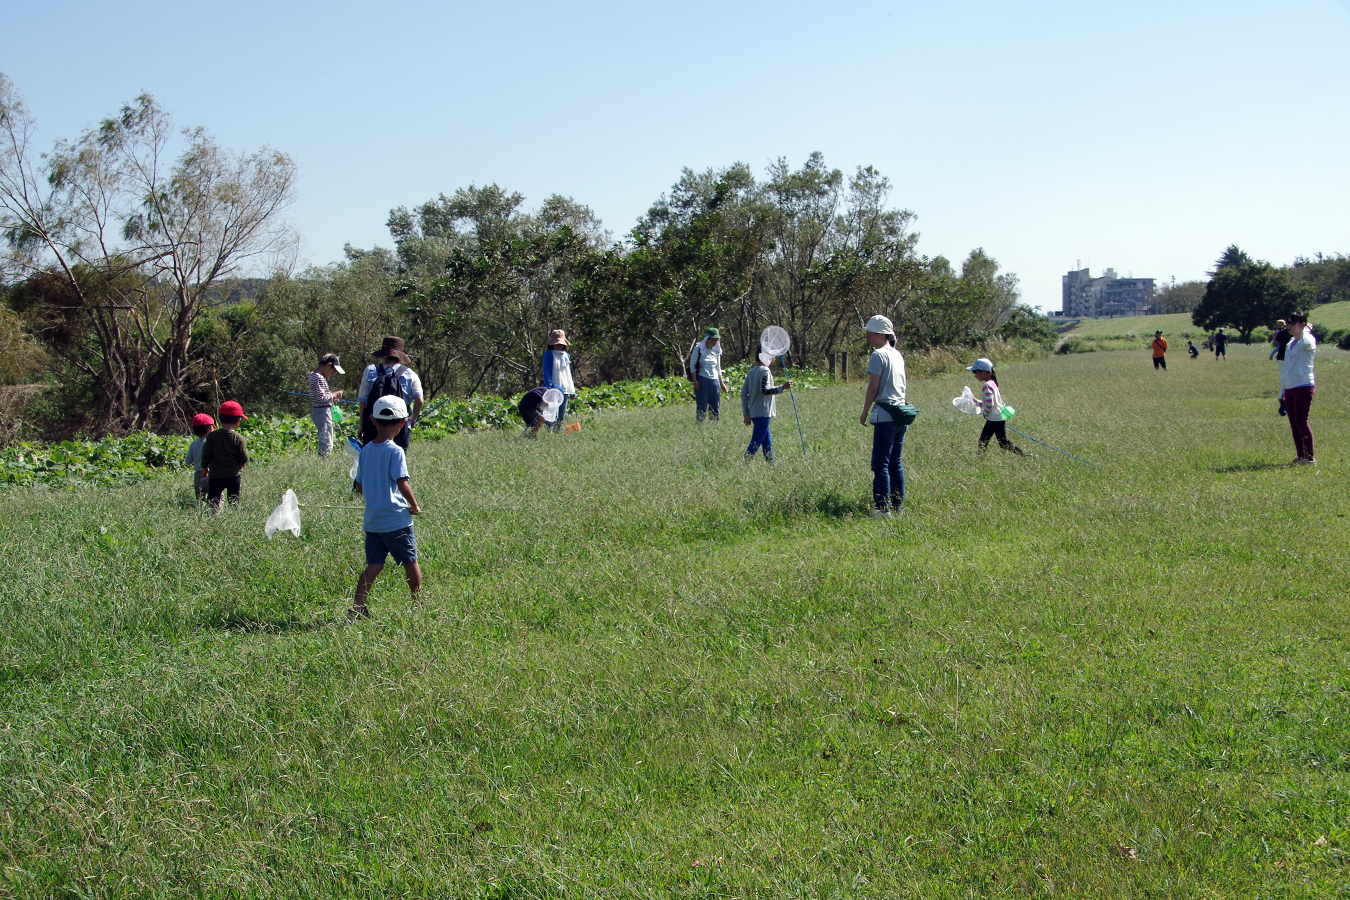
[747,482,871,522]
[1215,460,1288,474]
[195,607,334,634]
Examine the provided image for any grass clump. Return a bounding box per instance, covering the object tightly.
[1,342,1347,897]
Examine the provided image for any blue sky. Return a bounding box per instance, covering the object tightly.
[5,0,1348,310]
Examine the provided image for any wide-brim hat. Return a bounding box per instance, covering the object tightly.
[372,335,411,365]
[547,329,570,347]
[864,315,895,336]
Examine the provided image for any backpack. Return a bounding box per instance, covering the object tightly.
[359,364,408,445]
[686,341,704,384]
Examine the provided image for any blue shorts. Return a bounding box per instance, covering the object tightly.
[365,526,418,566]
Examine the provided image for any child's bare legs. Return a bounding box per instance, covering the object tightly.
[403,561,422,604]
[353,563,383,610]
[352,561,421,612]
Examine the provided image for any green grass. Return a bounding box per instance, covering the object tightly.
[1067,300,1350,340]
[3,344,1349,897]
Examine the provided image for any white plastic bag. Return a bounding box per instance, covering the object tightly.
[952,385,981,416]
[541,388,564,424]
[344,436,362,479]
[265,489,302,538]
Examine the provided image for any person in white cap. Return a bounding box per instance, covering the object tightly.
[350,394,422,620]
[308,353,345,457]
[859,315,909,516]
[966,358,1025,456]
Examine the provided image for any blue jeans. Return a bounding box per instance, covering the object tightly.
[746,416,773,460]
[696,376,721,421]
[871,420,907,510]
[547,394,569,431]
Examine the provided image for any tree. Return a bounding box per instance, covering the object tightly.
[391,186,604,395]
[1152,280,1207,314]
[1211,244,1253,273]
[0,75,297,432]
[575,166,764,379]
[1285,253,1350,305]
[1192,261,1305,342]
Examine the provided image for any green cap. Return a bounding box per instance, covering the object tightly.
[704,327,720,338]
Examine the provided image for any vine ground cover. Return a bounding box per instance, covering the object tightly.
[2,343,1348,897]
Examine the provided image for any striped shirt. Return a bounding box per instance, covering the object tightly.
[309,371,335,407]
[980,381,1006,421]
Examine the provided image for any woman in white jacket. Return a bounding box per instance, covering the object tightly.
[1279,312,1317,466]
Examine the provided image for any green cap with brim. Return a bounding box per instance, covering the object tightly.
[705,327,720,338]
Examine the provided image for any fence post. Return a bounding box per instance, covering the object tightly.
[840,351,849,382]
[827,353,835,381]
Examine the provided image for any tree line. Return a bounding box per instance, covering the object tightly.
[1151,246,1349,327]
[1,79,1048,438]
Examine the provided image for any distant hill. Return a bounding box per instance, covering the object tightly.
[1065,301,1350,339]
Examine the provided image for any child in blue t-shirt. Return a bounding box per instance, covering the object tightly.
[350,395,423,619]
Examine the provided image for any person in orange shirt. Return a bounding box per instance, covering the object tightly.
[1151,330,1168,370]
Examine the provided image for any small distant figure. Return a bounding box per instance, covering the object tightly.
[1270,319,1291,361]
[184,413,214,500]
[688,327,729,423]
[200,401,249,510]
[1213,329,1228,359]
[1151,330,1168,370]
[517,386,550,437]
[350,395,423,619]
[1187,341,1199,359]
[740,347,791,463]
[541,329,576,432]
[309,353,345,457]
[967,358,1025,456]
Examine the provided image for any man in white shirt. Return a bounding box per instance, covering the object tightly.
[357,336,424,450]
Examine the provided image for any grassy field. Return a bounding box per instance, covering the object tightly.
[3,344,1349,897]
[1066,301,1350,340]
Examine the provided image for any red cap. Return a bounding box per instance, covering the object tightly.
[191,413,215,429]
[218,400,248,419]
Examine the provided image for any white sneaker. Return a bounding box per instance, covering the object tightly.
[1292,457,1317,467]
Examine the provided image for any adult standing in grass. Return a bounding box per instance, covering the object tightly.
[688,327,728,423]
[1270,319,1290,361]
[358,337,424,451]
[541,329,575,432]
[308,353,345,457]
[1213,329,1228,360]
[859,315,908,517]
[1151,331,1168,370]
[1279,312,1317,466]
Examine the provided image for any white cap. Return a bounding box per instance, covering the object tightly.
[864,315,895,335]
[371,395,409,421]
[966,357,994,372]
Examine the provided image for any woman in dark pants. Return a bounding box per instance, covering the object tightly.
[859,315,909,517]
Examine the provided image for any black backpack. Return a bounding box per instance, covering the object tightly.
[359,364,408,445]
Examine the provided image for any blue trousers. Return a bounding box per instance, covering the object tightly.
[746,416,773,460]
[548,395,569,431]
[871,419,907,510]
[696,376,721,421]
